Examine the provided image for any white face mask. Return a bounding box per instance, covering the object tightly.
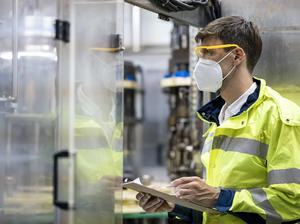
[193,50,236,93]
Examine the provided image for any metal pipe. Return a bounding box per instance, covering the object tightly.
[12,0,18,99]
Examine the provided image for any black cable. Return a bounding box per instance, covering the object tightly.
[183,0,209,6]
[155,0,177,11]
[202,0,221,20]
[213,0,222,18]
[152,0,221,20]
[168,3,179,11]
[170,0,197,10]
[163,0,179,11]
[204,5,213,21]
[209,4,217,20]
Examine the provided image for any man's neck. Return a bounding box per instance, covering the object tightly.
[220,68,254,105]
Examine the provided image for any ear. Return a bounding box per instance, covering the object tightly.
[233,48,246,66]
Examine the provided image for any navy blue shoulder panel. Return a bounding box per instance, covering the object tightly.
[197,96,225,125]
[197,79,261,125]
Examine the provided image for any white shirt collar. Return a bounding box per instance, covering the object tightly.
[218,82,257,124]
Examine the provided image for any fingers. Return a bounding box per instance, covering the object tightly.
[175,188,207,201]
[175,180,205,191]
[136,192,144,200]
[175,188,194,198]
[136,193,167,212]
[171,176,202,187]
[146,200,164,212]
[143,197,164,212]
[138,194,152,208]
[178,194,195,200]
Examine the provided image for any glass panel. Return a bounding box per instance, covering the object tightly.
[0,0,13,98]
[0,0,57,223]
[72,0,123,224]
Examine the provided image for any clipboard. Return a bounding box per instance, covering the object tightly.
[123,179,218,213]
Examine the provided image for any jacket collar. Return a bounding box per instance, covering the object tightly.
[197,77,265,125]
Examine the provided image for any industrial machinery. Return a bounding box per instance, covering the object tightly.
[125,0,220,27]
[160,23,203,180]
[123,61,144,180]
[124,0,221,181]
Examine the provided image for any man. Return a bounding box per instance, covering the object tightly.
[136,16,300,224]
[75,47,123,223]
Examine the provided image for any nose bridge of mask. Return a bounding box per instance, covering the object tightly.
[198,57,219,66]
[217,48,236,64]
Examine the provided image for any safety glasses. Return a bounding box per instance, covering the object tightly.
[194,44,240,58]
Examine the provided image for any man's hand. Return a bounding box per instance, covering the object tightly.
[171,176,220,208]
[136,193,175,213]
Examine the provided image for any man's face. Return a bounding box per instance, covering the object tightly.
[200,37,236,78]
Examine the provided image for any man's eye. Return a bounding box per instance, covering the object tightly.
[202,49,214,56]
[203,49,209,54]
[207,50,214,56]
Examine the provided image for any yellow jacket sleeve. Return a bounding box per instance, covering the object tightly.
[230,118,300,223]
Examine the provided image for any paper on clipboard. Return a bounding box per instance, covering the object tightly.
[123,178,218,213]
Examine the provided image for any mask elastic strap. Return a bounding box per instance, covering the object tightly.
[217,49,236,64]
[223,65,236,81]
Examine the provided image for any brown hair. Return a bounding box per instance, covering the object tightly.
[195,16,262,73]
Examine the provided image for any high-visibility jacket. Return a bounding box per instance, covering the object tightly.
[75,115,123,183]
[196,77,300,223]
[75,114,123,224]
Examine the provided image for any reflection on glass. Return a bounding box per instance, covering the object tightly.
[73,1,123,224]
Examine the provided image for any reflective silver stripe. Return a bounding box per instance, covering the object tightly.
[207,132,214,138]
[202,139,213,154]
[201,138,212,179]
[202,167,207,180]
[268,168,300,185]
[212,135,268,159]
[250,188,282,224]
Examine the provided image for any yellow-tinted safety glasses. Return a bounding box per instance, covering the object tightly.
[194,44,240,58]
